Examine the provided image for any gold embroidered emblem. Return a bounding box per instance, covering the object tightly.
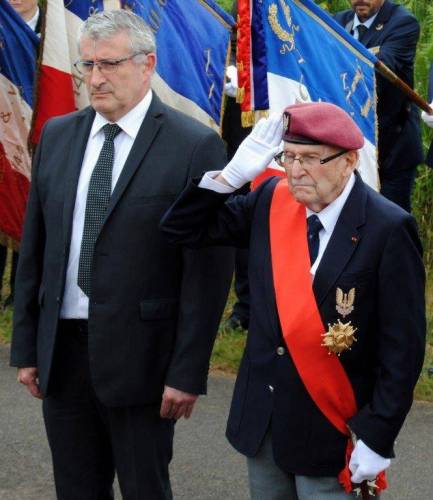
[336,287,355,317]
[268,1,304,61]
[322,320,357,356]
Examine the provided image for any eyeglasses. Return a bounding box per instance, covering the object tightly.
[274,149,348,169]
[74,53,146,76]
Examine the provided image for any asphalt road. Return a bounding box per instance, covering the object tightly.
[1,344,432,499]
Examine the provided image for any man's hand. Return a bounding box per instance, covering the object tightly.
[160,386,198,420]
[225,65,238,98]
[349,439,391,484]
[220,112,284,189]
[17,367,43,399]
[421,101,433,128]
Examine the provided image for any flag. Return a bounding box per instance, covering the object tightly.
[0,0,39,245]
[121,0,235,131]
[237,0,379,189]
[32,0,108,143]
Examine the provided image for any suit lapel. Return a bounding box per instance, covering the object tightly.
[313,174,367,306]
[62,107,95,251]
[102,94,164,226]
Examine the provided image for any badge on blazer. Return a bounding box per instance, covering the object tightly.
[322,320,357,356]
[375,23,384,30]
[336,287,355,317]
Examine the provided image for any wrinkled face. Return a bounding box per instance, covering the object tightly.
[8,0,38,20]
[350,0,385,22]
[79,31,156,122]
[283,143,358,212]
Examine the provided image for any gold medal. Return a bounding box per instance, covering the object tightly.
[322,320,357,356]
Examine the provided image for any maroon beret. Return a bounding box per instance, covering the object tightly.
[282,102,364,150]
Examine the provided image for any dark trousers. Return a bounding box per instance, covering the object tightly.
[0,245,18,296]
[223,97,252,326]
[379,166,417,213]
[43,320,174,500]
[231,249,250,325]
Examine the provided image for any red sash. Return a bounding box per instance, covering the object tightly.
[269,178,357,435]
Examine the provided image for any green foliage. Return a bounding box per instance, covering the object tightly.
[215,0,234,13]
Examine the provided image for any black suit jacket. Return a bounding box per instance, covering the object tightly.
[161,174,425,476]
[335,1,423,173]
[10,94,234,407]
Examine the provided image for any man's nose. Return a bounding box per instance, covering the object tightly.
[89,64,106,86]
[290,159,305,177]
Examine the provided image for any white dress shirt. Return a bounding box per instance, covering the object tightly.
[60,90,153,319]
[352,11,379,40]
[26,7,40,32]
[199,171,356,277]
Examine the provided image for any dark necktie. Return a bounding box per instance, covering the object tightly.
[307,215,323,265]
[77,123,121,297]
[357,24,368,43]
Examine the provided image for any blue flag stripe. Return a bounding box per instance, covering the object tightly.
[0,0,39,106]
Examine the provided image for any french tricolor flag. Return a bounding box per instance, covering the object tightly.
[0,0,38,245]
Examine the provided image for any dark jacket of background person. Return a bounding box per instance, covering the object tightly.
[335,0,423,176]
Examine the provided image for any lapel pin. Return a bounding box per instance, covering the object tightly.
[351,236,358,244]
[375,23,384,30]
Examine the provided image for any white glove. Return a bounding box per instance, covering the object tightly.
[349,439,391,484]
[225,65,238,98]
[421,101,433,128]
[221,112,284,189]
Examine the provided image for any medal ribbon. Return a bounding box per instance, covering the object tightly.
[269,178,357,435]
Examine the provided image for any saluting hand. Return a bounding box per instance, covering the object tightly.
[219,112,284,189]
[160,385,198,420]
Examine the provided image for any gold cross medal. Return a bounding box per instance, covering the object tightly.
[322,320,357,356]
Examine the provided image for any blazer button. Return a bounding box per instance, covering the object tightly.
[277,346,285,356]
[268,385,274,392]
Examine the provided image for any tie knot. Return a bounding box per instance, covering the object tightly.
[103,123,122,142]
[307,214,323,236]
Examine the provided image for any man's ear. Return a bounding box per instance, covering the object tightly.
[344,150,359,176]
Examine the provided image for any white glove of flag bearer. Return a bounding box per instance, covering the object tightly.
[220,112,283,189]
[349,439,391,484]
[421,101,433,128]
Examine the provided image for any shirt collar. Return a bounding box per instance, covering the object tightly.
[306,172,356,234]
[90,89,153,139]
[353,10,379,31]
[26,7,40,31]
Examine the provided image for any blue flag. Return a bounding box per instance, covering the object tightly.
[121,0,234,130]
[238,0,378,188]
[0,0,39,105]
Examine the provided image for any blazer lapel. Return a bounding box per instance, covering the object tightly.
[62,107,95,251]
[313,174,367,307]
[102,94,164,225]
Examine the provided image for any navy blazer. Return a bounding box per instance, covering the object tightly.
[161,174,425,476]
[335,1,423,172]
[10,95,234,407]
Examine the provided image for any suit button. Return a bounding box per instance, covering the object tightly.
[277,346,285,356]
[268,385,274,392]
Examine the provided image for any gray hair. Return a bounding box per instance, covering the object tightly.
[78,9,156,56]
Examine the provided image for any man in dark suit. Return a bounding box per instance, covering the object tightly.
[335,0,423,212]
[421,63,433,166]
[161,102,425,498]
[10,9,233,500]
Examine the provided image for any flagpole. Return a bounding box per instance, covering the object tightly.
[375,60,433,114]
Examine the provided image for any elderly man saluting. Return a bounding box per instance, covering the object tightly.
[161,102,426,499]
